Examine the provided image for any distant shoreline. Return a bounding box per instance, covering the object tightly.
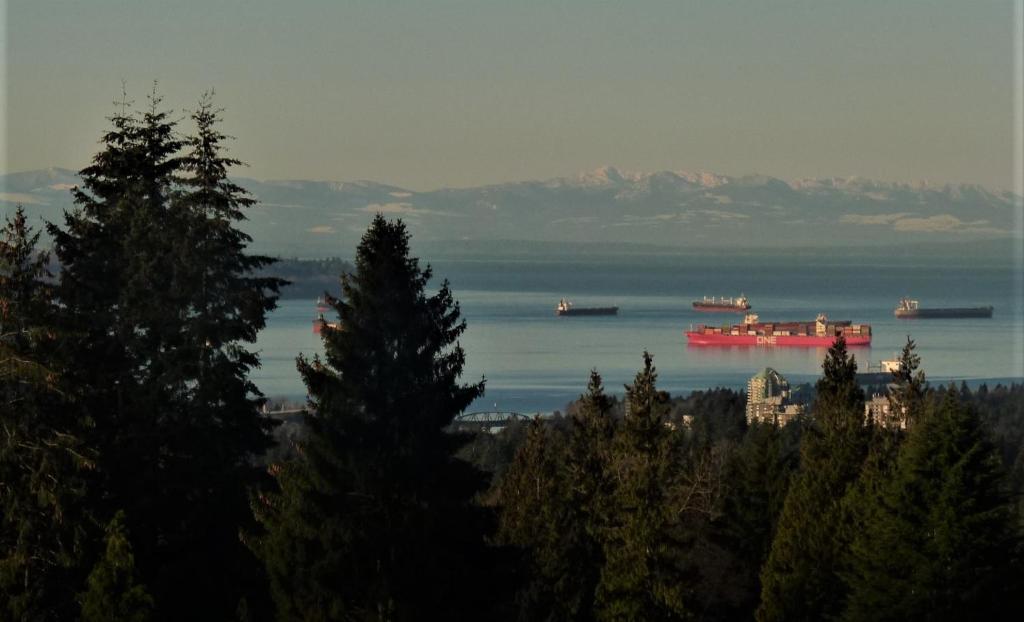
[270,245,1022,300]
[262,376,1024,416]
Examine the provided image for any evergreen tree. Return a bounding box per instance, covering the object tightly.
[496,370,615,621]
[162,91,284,615]
[718,421,799,618]
[0,208,95,620]
[50,87,281,619]
[685,388,748,447]
[495,417,569,620]
[838,336,925,618]
[595,352,690,621]
[456,416,530,482]
[842,387,1023,621]
[560,371,616,620]
[49,90,184,569]
[0,208,57,393]
[887,336,926,428]
[757,337,867,622]
[79,511,154,622]
[253,215,494,621]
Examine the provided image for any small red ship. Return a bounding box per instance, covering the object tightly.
[313,297,341,334]
[692,294,751,312]
[686,313,871,347]
[312,313,342,334]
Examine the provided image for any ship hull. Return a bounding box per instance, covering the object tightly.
[313,320,341,334]
[557,307,618,316]
[895,306,993,319]
[692,303,751,312]
[685,332,871,347]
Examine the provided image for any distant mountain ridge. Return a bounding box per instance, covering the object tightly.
[2,166,1019,257]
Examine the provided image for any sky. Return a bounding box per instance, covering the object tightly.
[3,0,1021,191]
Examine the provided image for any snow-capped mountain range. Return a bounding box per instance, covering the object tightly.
[2,166,1019,257]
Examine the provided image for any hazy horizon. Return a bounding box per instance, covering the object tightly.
[6,164,1019,258]
[7,163,1023,194]
[5,1,1022,192]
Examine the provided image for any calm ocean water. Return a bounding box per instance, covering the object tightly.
[252,255,1024,413]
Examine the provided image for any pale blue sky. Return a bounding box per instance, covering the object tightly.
[4,0,1019,190]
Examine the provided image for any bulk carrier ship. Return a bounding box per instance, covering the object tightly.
[692,294,751,312]
[556,298,618,316]
[686,313,871,347]
[894,297,993,319]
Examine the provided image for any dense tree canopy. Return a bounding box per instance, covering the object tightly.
[45,87,282,620]
[757,337,867,622]
[0,208,95,620]
[842,387,1023,621]
[595,353,690,621]
[253,215,497,621]
[79,512,154,622]
[496,371,615,622]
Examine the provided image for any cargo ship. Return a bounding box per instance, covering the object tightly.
[857,358,902,385]
[313,297,341,334]
[692,294,751,312]
[312,313,341,334]
[556,298,618,316]
[894,297,993,319]
[686,313,871,347]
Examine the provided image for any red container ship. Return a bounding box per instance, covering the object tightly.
[686,313,871,347]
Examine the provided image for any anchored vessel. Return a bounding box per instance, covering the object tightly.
[556,298,618,316]
[686,313,871,347]
[312,313,342,334]
[311,313,344,334]
[894,297,993,319]
[313,297,341,334]
[692,294,751,312]
[857,358,902,385]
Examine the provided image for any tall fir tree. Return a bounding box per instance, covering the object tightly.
[49,90,184,568]
[595,352,690,621]
[0,208,58,393]
[841,387,1023,621]
[79,511,154,622]
[165,91,284,616]
[757,336,867,622]
[560,371,616,621]
[0,208,96,621]
[839,336,926,613]
[495,416,570,620]
[496,370,615,621]
[718,421,799,619]
[49,87,281,619]
[855,337,925,494]
[253,215,496,621]
[887,336,927,428]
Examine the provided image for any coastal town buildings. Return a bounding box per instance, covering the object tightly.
[745,367,803,426]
